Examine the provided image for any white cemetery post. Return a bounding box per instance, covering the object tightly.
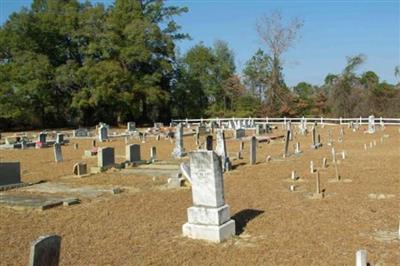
[182,150,236,242]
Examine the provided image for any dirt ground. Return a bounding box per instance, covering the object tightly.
[0,125,399,265]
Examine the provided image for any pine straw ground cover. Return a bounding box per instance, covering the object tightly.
[0,125,399,265]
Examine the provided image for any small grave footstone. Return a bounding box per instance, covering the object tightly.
[74,143,78,150]
[364,144,367,150]
[310,161,314,173]
[356,249,367,266]
[182,150,236,243]
[322,158,327,168]
[290,185,296,192]
[29,235,61,266]
[250,136,257,165]
[331,148,336,163]
[92,140,96,147]
[53,144,63,163]
[294,142,301,155]
[291,171,298,181]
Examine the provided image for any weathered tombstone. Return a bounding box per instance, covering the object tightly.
[126,144,141,163]
[127,122,136,132]
[310,126,322,149]
[92,139,96,147]
[250,136,257,165]
[55,133,64,144]
[182,150,236,242]
[98,125,108,142]
[310,160,314,173]
[172,123,186,158]
[0,162,21,186]
[98,147,115,168]
[283,130,290,158]
[215,130,231,171]
[150,146,157,163]
[73,162,87,176]
[74,143,79,150]
[234,128,245,139]
[291,170,298,181]
[29,235,61,266]
[368,115,375,134]
[73,128,89,137]
[53,144,63,163]
[206,135,213,151]
[38,132,47,144]
[239,141,244,152]
[356,249,367,266]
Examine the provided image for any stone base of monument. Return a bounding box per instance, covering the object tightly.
[182,204,236,242]
[182,219,235,243]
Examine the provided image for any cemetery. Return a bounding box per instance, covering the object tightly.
[0,0,399,265]
[0,118,399,265]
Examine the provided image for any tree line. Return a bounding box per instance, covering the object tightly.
[0,0,399,130]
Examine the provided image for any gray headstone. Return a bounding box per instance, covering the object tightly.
[29,235,61,266]
[172,123,186,158]
[283,130,290,158]
[0,162,21,186]
[206,135,213,151]
[98,147,115,168]
[234,128,245,139]
[126,144,141,163]
[150,146,157,162]
[73,128,89,137]
[250,136,257,165]
[127,122,136,132]
[215,130,230,171]
[38,132,47,143]
[98,125,108,142]
[73,162,87,176]
[53,144,63,163]
[55,133,64,144]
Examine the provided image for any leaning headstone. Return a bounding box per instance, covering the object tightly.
[29,235,61,266]
[98,147,115,168]
[367,115,375,134]
[73,162,87,176]
[0,162,21,186]
[172,123,186,158]
[126,144,141,163]
[250,136,257,165]
[206,135,213,151]
[182,150,236,243]
[53,144,63,163]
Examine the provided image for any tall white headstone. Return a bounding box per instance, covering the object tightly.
[368,115,375,134]
[172,123,186,158]
[182,150,236,242]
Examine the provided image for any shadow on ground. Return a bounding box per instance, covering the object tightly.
[232,209,264,235]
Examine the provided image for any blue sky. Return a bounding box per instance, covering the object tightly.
[1,0,399,86]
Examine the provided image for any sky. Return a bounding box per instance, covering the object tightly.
[0,0,399,86]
